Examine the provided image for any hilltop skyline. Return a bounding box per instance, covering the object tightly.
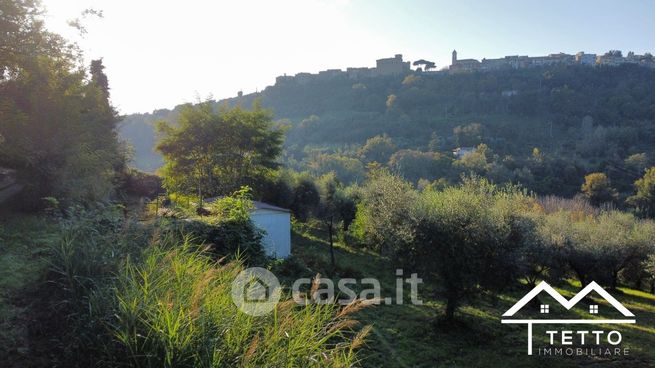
[42,0,655,114]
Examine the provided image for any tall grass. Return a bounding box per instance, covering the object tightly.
[109,239,370,367]
[42,202,370,367]
[45,204,151,364]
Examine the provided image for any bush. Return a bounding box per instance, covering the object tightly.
[118,168,163,199]
[160,217,266,265]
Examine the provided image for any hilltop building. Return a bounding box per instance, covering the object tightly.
[376,54,411,76]
[275,54,412,85]
[576,52,597,65]
[450,49,654,72]
[450,50,480,72]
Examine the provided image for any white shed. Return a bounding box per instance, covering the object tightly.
[249,201,291,259]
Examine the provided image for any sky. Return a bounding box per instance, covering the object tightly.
[41,0,655,115]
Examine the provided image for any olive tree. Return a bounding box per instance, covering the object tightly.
[412,179,537,320]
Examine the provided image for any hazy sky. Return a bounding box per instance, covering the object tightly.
[42,0,655,114]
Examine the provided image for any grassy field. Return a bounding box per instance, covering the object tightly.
[0,215,59,366]
[3,213,655,367]
[289,223,655,368]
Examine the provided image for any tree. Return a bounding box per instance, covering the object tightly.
[0,1,124,207]
[412,179,536,320]
[316,173,347,269]
[628,167,655,217]
[581,172,617,206]
[339,185,358,234]
[308,153,365,184]
[453,123,484,147]
[624,153,649,173]
[540,209,655,289]
[605,50,623,57]
[453,143,492,175]
[358,169,417,256]
[412,59,436,71]
[388,149,451,183]
[386,94,397,110]
[156,102,284,200]
[90,59,109,95]
[428,132,443,151]
[358,134,396,164]
[643,254,655,293]
[290,175,320,221]
[401,74,421,86]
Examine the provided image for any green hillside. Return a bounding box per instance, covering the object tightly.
[119,64,655,198]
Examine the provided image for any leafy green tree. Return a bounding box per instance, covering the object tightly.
[412,178,536,320]
[358,134,396,164]
[643,254,655,293]
[453,144,492,175]
[259,170,295,209]
[581,172,617,206]
[339,185,359,234]
[0,1,124,207]
[453,123,484,147]
[315,173,348,268]
[540,209,655,289]
[308,153,365,184]
[358,169,417,256]
[428,131,443,151]
[157,102,283,200]
[90,59,109,95]
[628,167,655,217]
[388,149,451,183]
[290,174,320,221]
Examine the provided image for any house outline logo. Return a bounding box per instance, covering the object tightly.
[501,281,635,355]
[244,278,272,302]
[231,267,281,316]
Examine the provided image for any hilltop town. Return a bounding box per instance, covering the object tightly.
[450,49,655,72]
[275,50,655,85]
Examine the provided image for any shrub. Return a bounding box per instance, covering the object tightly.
[158,216,265,266]
[118,168,163,199]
